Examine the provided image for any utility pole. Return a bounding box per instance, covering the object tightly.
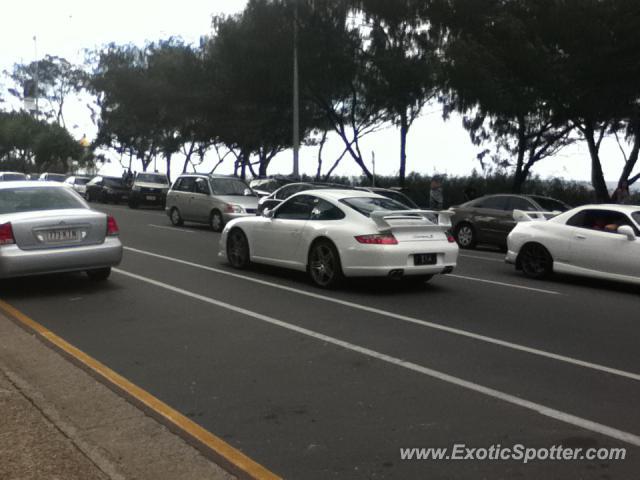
[33,35,39,118]
[292,0,300,178]
[371,151,376,187]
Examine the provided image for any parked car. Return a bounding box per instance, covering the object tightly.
[220,189,458,288]
[38,173,67,182]
[85,176,130,204]
[249,176,296,197]
[507,204,640,285]
[64,176,92,195]
[166,174,259,232]
[355,186,419,209]
[451,194,570,249]
[257,182,354,214]
[128,172,170,208]
[0,181,122,280]
[0,172,27,181]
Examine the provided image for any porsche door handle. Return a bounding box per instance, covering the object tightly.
[575,234,587,240]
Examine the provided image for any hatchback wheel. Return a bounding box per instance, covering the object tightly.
[227,229,250,269]
[455,223,476,249]
[169,207,184,226]
[210,210,224,232]
[308,240,343,288]
[519,243,552,279]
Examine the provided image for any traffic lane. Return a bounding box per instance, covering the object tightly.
[105,252,640,436]
[94,205,640,369]
[2,273,637,479]
[116,241,640,377]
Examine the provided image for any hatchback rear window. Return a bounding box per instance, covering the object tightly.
[0,187,86,214]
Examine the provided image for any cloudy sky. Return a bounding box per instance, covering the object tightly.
[0,0,629,184]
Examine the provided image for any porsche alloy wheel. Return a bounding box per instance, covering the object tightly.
[309,241,343,288]
[227,229,250,269]
[520,243,553,279]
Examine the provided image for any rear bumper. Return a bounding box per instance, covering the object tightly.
[130,191,167,205]
[0,237,123,279]
[341,242,458,277]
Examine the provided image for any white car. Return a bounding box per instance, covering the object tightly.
[506,204,640,285]
[64,175,92,195]
[219,189,458,288]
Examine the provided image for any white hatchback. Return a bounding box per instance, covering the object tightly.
[220,189,458,288]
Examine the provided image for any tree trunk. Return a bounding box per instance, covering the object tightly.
[583,123,610,202]
[511,115,527,193]
[165,153,172,183]
[399,109,408,188]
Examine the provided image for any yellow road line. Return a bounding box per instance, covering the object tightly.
[0,299,281,480]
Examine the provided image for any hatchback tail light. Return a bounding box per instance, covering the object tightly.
[0,222,15,245]
[355,233,398,245]
[106,215,120,236]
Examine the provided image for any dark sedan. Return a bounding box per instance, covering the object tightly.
[451,194,570,249]
[85,176,130,204]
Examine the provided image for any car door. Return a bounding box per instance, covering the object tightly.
[472,196,512,245]
[566,209,640,277]
[175,177,196,220]
[191,177,213,223]
[252,194,315,266]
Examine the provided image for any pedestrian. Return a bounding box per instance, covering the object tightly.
[611,180,630,204]
[429,175,444,210]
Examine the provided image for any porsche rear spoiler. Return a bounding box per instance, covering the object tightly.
[513,209,561,222]
[370,209,454,231]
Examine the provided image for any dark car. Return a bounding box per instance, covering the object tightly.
[257,182,354,213]
[354,187,419,209]
[85,176,130,204]
[451,194,570,249]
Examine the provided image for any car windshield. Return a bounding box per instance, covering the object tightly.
[379,190,418,208]
[341,196,411,217]
[0,187,86,214]
[137,173,169,184]
[104,178,125,188]
[530,196,569,212]
[46,174,67,182]
[210,178,251,195]
[1,173,27,181]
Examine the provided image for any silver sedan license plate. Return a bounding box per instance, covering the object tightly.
[43,229,79,243]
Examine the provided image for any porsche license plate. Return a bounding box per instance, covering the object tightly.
[414,253,437,266]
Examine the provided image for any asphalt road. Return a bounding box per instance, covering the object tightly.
[2,203,639,479]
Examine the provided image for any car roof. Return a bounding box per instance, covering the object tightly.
[177,173,239,179]
[298,189,384,201]
[0,180,71,190]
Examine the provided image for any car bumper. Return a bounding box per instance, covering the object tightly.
[130,191,167,204]
[0,237,123,279]
[505,249,518,265]
[341,242,458,277]
[223,212,257,222]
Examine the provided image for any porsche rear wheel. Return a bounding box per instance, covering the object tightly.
[519,243,553,279]
[308,240,343,289]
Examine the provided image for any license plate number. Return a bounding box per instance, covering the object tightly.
[146,195,156,201]
[414,253,437,266]
[43,229,79,242]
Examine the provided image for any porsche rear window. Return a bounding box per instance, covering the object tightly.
[341,197,410,217]
[0,187,85,214]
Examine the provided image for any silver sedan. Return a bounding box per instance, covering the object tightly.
[0,182,123,280]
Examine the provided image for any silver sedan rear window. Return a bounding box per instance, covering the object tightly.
[0,187,86,214]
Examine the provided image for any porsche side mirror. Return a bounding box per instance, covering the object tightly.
[618,225,636,241]
[263,208,274,218]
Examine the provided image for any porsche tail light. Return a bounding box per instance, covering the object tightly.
[0,222,15,245]
[106,215,119,236]
[355,233,398,245]
[446,230,456,243]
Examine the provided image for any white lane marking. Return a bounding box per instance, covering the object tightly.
[112,267,640,447]
[122,246,640,383]
[448,274,561,295]
[459,254,505,263]
[148,224,194,233]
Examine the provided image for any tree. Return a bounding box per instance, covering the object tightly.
[8,55,87,127]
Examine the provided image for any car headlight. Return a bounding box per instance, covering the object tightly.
[225,204,245,214]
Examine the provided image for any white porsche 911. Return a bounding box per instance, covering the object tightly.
[219,190,458,288]
[507,204,640,285]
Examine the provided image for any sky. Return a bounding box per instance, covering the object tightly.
[0,0,632,187]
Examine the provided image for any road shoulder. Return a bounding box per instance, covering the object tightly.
[0,311,235,480]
